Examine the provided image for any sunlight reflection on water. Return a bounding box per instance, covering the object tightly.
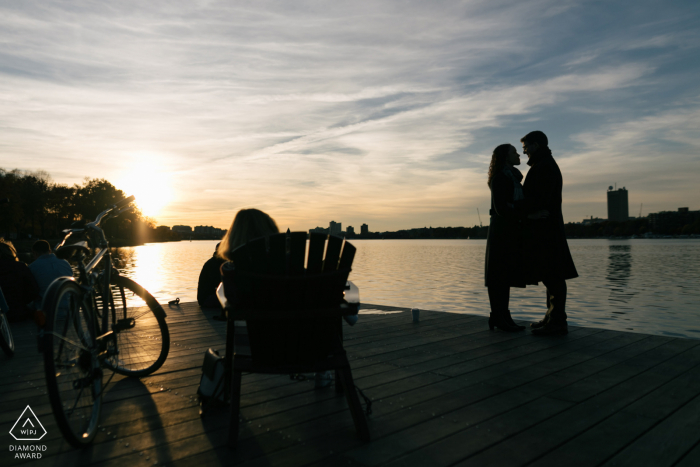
[115,239,700,339]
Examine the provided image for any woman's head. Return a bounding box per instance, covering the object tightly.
[0,238,18,261]
[217,209,279,260]
[487,144,518,188]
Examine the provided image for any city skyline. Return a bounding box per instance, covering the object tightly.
[1,2,699,231]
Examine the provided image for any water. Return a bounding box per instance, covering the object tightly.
[114,239,700,339]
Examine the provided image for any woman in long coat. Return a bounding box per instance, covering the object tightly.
[485,144,546,331]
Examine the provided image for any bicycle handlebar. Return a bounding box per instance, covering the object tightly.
[92,195,135,227]
[114,195,135,209]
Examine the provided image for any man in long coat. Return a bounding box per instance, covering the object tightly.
[521,131,578,336]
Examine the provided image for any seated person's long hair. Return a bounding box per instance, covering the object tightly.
[216,209,279,261]
[0,238,19,262]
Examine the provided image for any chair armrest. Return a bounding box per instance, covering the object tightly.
[216,282,228,309]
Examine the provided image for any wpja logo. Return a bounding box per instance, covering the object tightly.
[8,406,47,460]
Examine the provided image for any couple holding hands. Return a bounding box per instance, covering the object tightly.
[485,131,578,336]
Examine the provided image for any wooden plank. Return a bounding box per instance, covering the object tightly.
[243,331,649,467]
[450,341,700,467]
[599,389,700,467]
[3,301,700,467]
[675,442,700,467]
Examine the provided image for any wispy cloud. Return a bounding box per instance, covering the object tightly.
[0,0,699,230]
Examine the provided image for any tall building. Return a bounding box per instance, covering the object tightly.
[607,186,629,222]
[346,226,355,236]
[361,223,369,235]
[329,221,342,235]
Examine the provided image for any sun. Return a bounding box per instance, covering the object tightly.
[115,155,174,219]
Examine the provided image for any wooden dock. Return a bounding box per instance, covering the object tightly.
[2,302,700,467]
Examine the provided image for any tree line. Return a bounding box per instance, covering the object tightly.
[0,168,179,244]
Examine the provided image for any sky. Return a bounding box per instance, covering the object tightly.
[1,0,699,231]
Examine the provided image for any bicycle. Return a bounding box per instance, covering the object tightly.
[0,288,14,357]
[41,195,170,448]
[0,198,15,357]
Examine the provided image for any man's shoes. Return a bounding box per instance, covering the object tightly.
[531,323,568,336]
[530,320,547,329]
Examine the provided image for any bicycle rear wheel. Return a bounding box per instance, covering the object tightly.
[106,275,169,377]
[43,279,102,448]
[0,311,14,357]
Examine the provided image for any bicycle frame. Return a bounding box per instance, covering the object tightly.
[53,196,135,342]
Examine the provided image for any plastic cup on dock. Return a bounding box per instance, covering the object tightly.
[411,308,420,323]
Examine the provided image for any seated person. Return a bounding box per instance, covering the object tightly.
[216,209,279,261]
[29,240,73,308]
[0,238,40,322]
[216,209,279,355]
[215,209,340,388]
[197,242,226,308]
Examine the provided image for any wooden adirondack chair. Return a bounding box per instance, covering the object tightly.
[220,231,370,448]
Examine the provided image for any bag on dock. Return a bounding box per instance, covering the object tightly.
[197,348,226,415]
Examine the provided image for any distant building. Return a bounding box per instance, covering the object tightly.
[582,216,606,226]
[607,186,629,222]
[329,221,342,235]
[346,226,355,236]
[194,225,226,237]
[309,226,328,234]
[361,223,369,235]
[172,225,192,234]
[648,208,700,233]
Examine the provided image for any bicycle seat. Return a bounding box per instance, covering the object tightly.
[55,241,90,260]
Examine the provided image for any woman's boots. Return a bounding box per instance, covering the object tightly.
[487,286,524,332]
[488,310,523,332]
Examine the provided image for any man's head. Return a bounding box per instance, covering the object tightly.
[521,131,548,159]
[32,239,52,259]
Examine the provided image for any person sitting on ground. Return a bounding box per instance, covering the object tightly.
[197,242,226,308]
[0,238,40,322]
[29,240,73,308]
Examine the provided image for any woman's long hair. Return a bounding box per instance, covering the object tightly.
[487,144,512,188]
[216,209,279,261]
[0,238,18,261]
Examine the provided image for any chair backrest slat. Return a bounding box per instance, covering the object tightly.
[231,242,252,272]
[289,232,307,275]
[323,236,343,272]
[307,233,326,273]
[246,237,268,274]
[267,234,286,274]
[338,241,356,271]
[224,232,356,367]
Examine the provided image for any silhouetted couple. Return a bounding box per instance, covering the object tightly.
[485,131,578,336]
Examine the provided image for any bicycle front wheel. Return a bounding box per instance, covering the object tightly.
[43,279,102,448]
[106,275,169,377]
[0,311,14,357]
